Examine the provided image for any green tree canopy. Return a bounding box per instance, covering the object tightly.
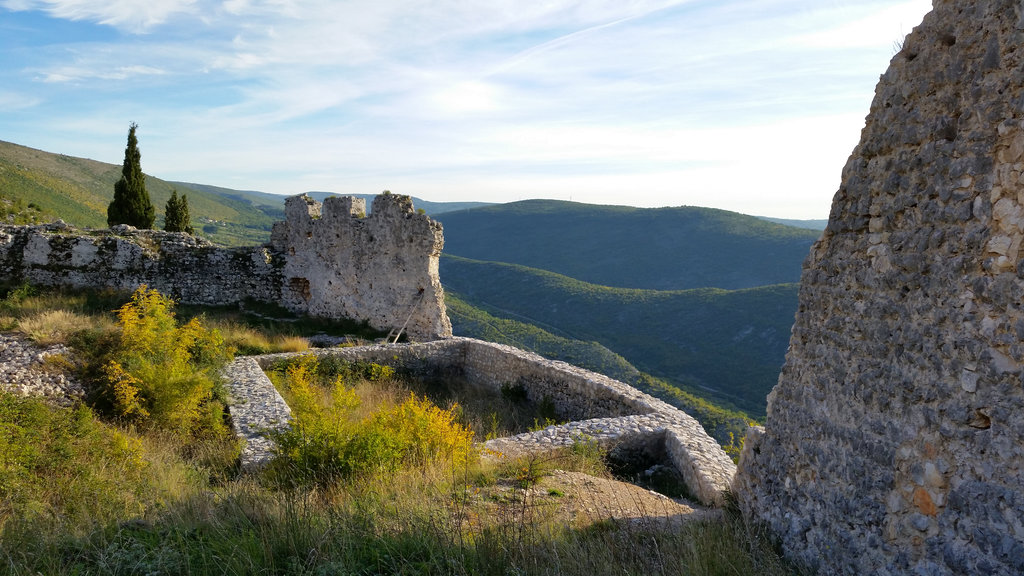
[107,122,155,229]
[163,189,194,234]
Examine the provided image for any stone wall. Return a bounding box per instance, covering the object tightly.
[734,1,1024,574]
[270,193,451,341]
[0,193,451,340]
[237,337,737,506]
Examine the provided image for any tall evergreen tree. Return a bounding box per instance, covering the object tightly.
[107,122,155,229]
[163,189,194,234]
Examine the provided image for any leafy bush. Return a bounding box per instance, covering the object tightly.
[268,356,475,486]
[93,286,232,439]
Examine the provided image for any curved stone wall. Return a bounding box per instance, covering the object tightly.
[734,1,1024,573]
[226,337,736,507]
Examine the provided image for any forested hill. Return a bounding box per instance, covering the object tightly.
[435,200,821,291]
[441,255,798,418]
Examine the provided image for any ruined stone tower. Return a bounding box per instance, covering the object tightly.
[270,193,451,341]
[734,1,1024,574]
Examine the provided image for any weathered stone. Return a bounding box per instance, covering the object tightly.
[223,337,736,506]
[0,193,451,341]
[269,193,451,341]
[733,1,1024,574]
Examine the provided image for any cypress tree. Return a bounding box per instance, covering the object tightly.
[108,122,155,229]
[163,189,194,234]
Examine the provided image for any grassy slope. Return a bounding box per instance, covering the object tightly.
[436,199,820,290]
[442,256,798,418]
[0,140,277,245]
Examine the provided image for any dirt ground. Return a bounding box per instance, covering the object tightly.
[470,468,711,533]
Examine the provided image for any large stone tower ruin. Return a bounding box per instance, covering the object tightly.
[734,1,1024,574]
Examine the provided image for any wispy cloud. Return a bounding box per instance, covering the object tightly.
[3,0,198,32]
[0,0,932,218]
[38,63,165,83]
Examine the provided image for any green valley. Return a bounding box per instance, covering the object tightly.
[436,199,820,290]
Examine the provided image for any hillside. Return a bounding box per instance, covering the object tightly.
[445,294,752,442]
[0,140,280,245]
[0,141,482,247]
[436,200,821,290]
[441,255,798,418]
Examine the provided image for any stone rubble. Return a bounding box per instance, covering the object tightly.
[0,333,84,406]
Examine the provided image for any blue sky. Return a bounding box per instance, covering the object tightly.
[1,0,930,218]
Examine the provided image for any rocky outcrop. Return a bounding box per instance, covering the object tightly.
[734,1,1024,574]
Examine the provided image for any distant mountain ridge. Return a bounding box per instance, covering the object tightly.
[756,216,828,230]
[436,200,820,291]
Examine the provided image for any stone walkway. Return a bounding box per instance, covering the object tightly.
[222,356,292,470]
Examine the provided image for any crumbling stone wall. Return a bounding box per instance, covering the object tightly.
[0,221,282,306]
[0,193,451,341]
[734,1,1024,574]
[270,193,451,341]
[238,337,736,506]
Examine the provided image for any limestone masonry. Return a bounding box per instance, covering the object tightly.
[0,193,451,340]
[734,1,1024,574]
[223,337,736,507]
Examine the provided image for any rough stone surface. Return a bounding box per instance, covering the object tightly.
[0,193,450,340]
[734,2,1024,574]
[0,333,84,406]
[222,357,292,470]
[270,194,451,340]
[224,337,736,506]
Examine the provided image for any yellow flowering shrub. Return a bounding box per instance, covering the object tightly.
[96,286,232,438]
[269,356,476,486]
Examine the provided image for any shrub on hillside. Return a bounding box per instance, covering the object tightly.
[93,286,232,439]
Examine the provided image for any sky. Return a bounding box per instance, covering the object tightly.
[0,0,932,219]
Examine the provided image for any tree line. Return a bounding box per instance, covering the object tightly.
[107,122,192,234]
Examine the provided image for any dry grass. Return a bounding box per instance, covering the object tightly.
[214,321,311,355]
[17,309,97,345]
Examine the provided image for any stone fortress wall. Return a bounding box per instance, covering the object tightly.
[223,337,737,507]
[0,192,451,340]
[734,1,1024,574]
[0,189,736,506]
